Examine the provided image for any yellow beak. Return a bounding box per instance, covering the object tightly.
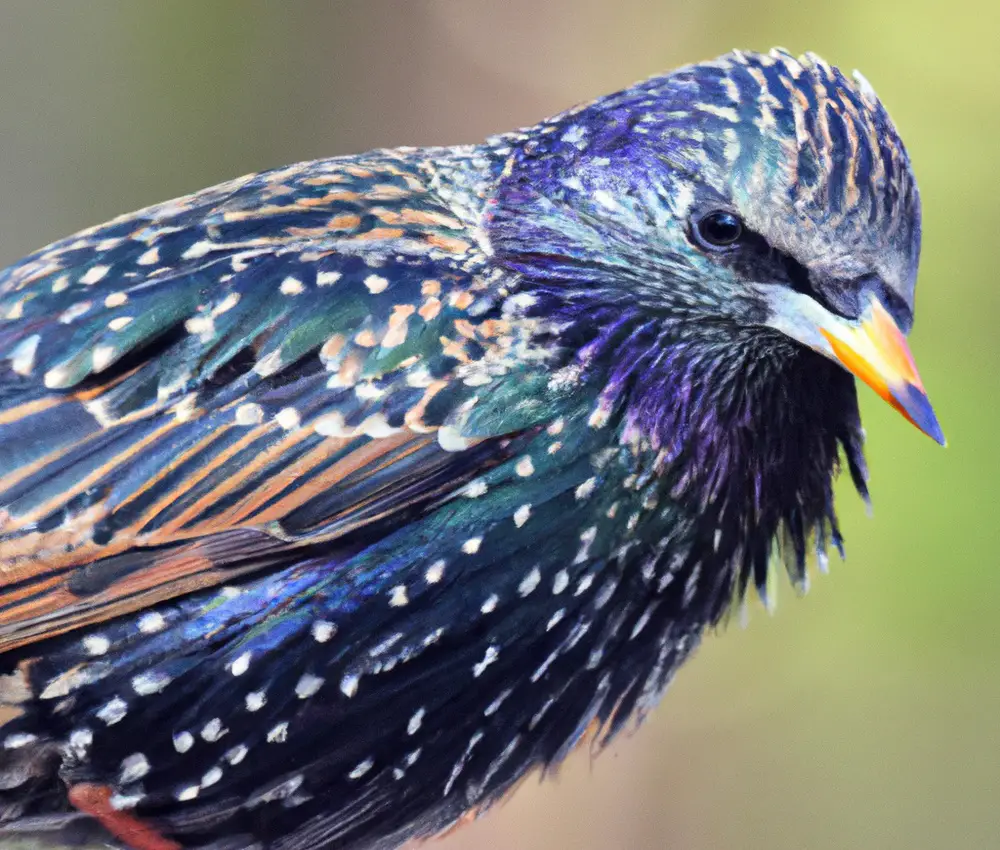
[819,297,944,444]
[763,288,945,445]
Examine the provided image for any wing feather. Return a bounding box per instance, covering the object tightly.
[0,149,528,650]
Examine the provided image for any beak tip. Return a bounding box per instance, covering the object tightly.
[891,383,946,446]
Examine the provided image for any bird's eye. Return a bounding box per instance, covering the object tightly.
[694,211,744,250]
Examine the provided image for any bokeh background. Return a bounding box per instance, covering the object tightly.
[0,2,997,849]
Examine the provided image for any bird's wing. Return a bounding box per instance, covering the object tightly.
[0,149,544,651]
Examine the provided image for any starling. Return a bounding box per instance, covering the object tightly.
[0,48,942,850]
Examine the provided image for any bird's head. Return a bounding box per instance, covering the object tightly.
[488,47,943,446]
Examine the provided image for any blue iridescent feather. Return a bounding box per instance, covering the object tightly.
[0,48,923,850]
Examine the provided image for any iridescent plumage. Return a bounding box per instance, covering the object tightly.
[0,48,939,850]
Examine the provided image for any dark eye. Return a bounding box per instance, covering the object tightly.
[694,210,744,249]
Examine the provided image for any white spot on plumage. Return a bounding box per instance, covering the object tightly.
[108,316,133,331]
[201,718,227,742]
[312,620,336,643]
[254,350,283,377]
[531,649,561,683]
[473,645,499,677]
[80,265,109,285]
[235,403,265,426]
[574,526,598,564]
[83,634,110,656]
[560,125,587,146]
[176,785,200,802]
[364,274,389,294]
[182,240,214,259]
[295,674,324,699]
[593,189,621,212]
[245,691,267,712]
[201,766,223,788]
[513,504,531,527]
[9,334,39,375]
[280,276,305,296]
[173,731,194,753]
[275,407,300,431]
[425,560,446,584]
[120,753,150,783]
[575,573,595,596]
[104,291,128,308]
[137,612,166,634]
[552,570,569,595]
[388,585,409,607]
[3,733,37,749]
[405,366,434,388]
[96,697,128,725]
[213,292,240,314]
[588,404,611,429]
[43,366,70,390]
[137,246,160,265]
[630,607,653,639]
[484,689,512,716]
[360,413,397,438]
[349,758,374,779]
[267,722,289,743]
[515,456,535,477]
[131,671,171,696]
[59,301,91,324]
[407,707,425,735]
[184,315,215,339]
[462,537,482,555]
[438,426,469,452]
[519,566,541,597]
[230,652,252,677]
[110,792,144,810]
[480,594,499,614]
[230,251,258,271]
[575,477,597,500]
[503,292,537,313]
[340,673,360,698]
[92,344,116,373]
[546,609,565,631]
[314,411,348,437]
[354,381,384,400]
[225,744,248,765]
[317,271,341,286]
[464,479,488,498]
[68,728,93,758]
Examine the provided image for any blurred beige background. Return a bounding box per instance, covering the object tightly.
[0,2,998,849]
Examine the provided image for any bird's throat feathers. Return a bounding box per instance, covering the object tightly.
[505,283,870,605]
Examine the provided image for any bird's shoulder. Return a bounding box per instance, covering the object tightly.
[0,146,493,391]
[0,146,577,650]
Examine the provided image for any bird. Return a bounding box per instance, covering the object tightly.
[0,46,942,850]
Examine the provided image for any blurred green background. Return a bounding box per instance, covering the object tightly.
[0,2,996,849]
